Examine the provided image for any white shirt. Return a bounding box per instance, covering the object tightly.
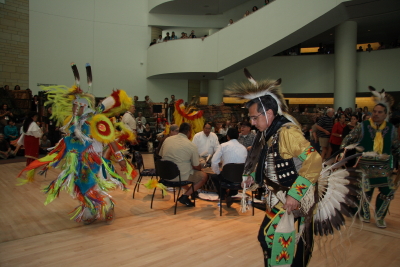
[122,112,136,131]
[211,139,247,174]
[136,116,146,125]
[156,38,163,43]
[192,131,220,157]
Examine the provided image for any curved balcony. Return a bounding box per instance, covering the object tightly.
[147,0,350,79]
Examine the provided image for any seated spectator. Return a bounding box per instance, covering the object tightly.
[0,104,13,127]
[156,35,163,43]
[252,6,258,12]
[363,114,371,121]
[219,123,227,136]
[4,119,19,141]
[136,121,144,134]
[192,122,220,158]
[14,85,21,90]
[136,111,147,125]
[228,19,233,26]
[154,124,179,160]
[0,133,15,159]
[133,95,139,102]
[211,128,247,206]
[357,46,363,52]
[149,39,156,46]
[180,32,185,39]
[142,123,153,142]
[40,134,51,154]
[159,122,208,207]
[366,43,373,52]
[189,30,196,38]
[156,114,168,131]
[3,85,10,90]
[238,121,256,151]
[164,32,171,41]
[171,31,177,40]
[244,10,250,17]
[265,0,270,5]
[362,106,371,120]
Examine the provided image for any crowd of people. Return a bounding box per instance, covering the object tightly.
[149,1,273,46]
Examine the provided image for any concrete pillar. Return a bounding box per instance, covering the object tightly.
[334,21,357,111]
[208,80,224,105]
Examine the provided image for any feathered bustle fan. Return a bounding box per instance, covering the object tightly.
[313,154,362,236]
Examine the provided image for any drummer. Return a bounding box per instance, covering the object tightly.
[210,128,247,207]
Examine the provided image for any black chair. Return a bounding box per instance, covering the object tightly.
[132,151,157,199]
[218,163,245,216]
[152,160,195,215]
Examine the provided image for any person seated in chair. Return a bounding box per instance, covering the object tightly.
[159,122,208,207]
[0,133,15,159]
[211,128,247,207]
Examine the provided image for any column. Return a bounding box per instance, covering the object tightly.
[208,80,224,105]
[334,21,357,111]
[200,80,209,105]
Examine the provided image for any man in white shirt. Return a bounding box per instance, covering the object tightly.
[121,105,136,132]
[211,128,247,206]
[136,112,146,125]
[192,122,220,157]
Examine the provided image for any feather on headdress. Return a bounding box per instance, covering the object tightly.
[226,68,299,126]
[369,86,394,121]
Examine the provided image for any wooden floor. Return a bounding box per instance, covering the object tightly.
[1,155,399,267]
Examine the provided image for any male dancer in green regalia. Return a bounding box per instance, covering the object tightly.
[341,88,400,228]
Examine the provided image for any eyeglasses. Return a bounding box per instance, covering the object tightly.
[249,113,263,121]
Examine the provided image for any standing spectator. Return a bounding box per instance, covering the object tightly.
[265,0,270,5]
[252,6,258,12]
[163,97,169,120]
[363,106,372,120]
[170,31,177,40]
[211,128,247,206]
[357,46,364,52]
[136,111,147,126]
[14,85,21,90]
[44,106,61,146]
[145,95,153,105]
[4,119,19,142]
[122,105,136,132]
[244,10,250,17]
[0,133,14,159]
[20,112,43,165]
[189,30,196,38]
[316,108,334,160]
[310,116,321,153]
[180,32,185,39]
[355,107,363,123]
[156,35,163,43]
[149,39,156,46]
[227,19,233,26]
[159,123,208,207]
[219,123,228,136]
[133,95,139,102]
[342,114,358,139]
[366,43,373,52]
[335,107,343,119]
[164,32,171,41]
[31,95,39,112]
[329,114,346,155]
[169,95,176,123]
[238,121,256,151]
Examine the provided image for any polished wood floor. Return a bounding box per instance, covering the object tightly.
[1,155,399,267]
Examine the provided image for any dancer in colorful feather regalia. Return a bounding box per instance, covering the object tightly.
[227,69,361,267]
[173,97,204,139]
[17,63,137,224]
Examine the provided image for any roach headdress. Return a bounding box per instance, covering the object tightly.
[226,68,299,126]
[369,86,394,121]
